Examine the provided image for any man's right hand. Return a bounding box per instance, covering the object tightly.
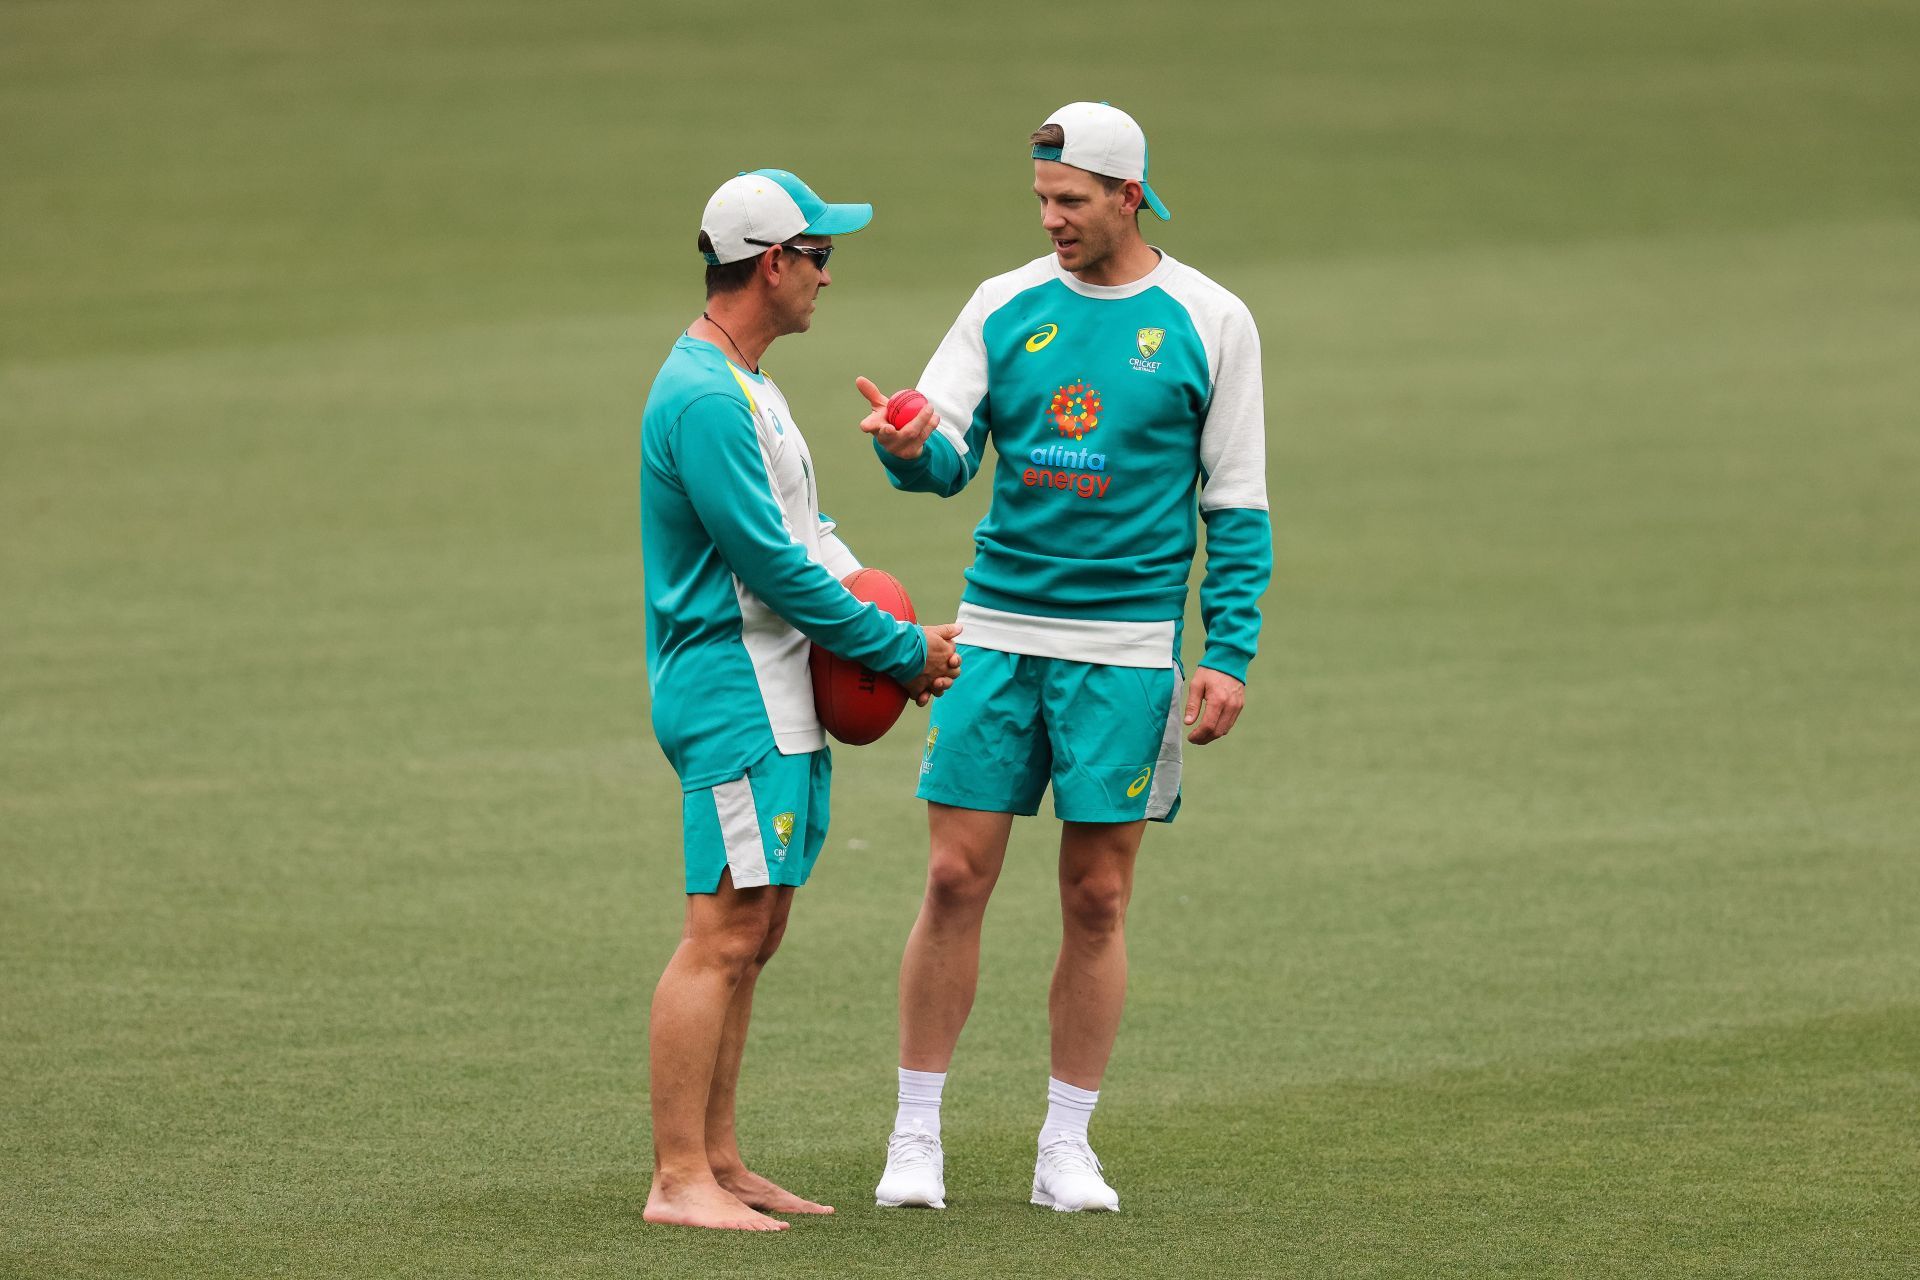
[904,623,963,706]
[856,375,940,461]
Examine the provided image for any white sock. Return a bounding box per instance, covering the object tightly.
[1040,1076,1099,1145]
[895,1068,947,1137]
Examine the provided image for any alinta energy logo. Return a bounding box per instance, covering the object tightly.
[1049,381,1101,440]
[1024,379,1112,500]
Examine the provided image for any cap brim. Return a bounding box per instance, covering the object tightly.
[803,201,872,236]
[1141,182,1171,221]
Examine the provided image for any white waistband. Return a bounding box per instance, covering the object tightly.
[953,602,1175,668]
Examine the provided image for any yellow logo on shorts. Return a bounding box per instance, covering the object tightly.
[773,812,795,848]
[1127,766,1153,798]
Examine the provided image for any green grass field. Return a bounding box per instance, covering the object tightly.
[4,2,1917,1276]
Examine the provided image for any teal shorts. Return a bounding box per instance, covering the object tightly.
[680,748,831,894]
[917,647,1184,824]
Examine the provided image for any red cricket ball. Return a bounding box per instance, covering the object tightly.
[884,389,928,429]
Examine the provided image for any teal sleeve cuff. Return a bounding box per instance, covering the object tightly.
[1196,652,1251,685]
[887,627,929,687]
[1197,505,1272,685]
[874,436,934,487]
[873,432,966,495]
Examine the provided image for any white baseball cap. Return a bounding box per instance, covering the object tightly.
[1032,101,1171,220]
[699,168,873,265]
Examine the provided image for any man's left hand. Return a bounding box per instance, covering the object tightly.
[1184,668,1246,745]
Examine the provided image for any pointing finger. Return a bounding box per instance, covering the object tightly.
[853,375,887,408]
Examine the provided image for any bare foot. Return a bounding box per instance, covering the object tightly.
[643,1178,789,1231]
[717,1167,835,1215]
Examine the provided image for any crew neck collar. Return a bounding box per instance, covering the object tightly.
[1053,248,1175,299]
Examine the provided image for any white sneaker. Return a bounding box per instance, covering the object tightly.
[1031,1135,1119,1212]
[875,1125,946,1208]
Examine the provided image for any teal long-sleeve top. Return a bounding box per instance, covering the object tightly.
[875,252,1271,682]
[642,336,925,790]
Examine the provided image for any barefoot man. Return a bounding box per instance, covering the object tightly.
[639,169,962,1230]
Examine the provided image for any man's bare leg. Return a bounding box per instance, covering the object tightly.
[898,803,1017,1071]
[1049,820,1145,1088]
[643,873,788,1231]
[702,887,833,1215]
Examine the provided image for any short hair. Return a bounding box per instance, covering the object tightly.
[1029,123,1124,196]
[698,231,759,297]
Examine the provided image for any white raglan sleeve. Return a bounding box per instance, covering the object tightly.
[1193,291,1273,682]
[872,285,996,497]
[815,512,862,579]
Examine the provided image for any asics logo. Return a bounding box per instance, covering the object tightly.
[1025,324,1059,352]
[1127,767,1153,798]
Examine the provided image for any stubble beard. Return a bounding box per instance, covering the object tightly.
[1061,230,1110,279]
[778,290,817,337]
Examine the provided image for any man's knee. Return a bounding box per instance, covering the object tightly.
[753,912,789,967]
[688,895,780,975]
[924,851,997,915]
[707,924,768,976]
[1061,870,1131,938]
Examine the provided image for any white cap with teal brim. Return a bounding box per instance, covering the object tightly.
[1031,101,1171,221]
[699,169,873,265]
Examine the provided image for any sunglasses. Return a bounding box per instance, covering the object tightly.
[747,239,833,270]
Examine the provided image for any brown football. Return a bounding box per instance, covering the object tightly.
[809,568,916,746]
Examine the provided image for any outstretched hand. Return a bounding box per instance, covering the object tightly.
[855,375,940,460]
[1184,668,1246,745]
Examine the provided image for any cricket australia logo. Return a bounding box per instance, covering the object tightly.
[772,811,795,854]
[1048,380,1102,440]
[1131,327,1165,373]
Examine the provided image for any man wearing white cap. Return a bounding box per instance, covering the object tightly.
[639,168,963,1231]
[862,103,1271,1213]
